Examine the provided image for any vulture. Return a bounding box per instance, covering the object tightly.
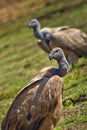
[28,19,87,67]
[2,47,69,130]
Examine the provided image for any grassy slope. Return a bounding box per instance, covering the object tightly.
[0,0,87,129]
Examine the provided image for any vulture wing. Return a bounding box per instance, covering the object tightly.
[41,26,69,34]
[2,67,63,130]
[49,28,87,57]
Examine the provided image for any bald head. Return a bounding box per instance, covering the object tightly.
[49,47,64,61]
[49,47,69,77]
[28,19,40,29]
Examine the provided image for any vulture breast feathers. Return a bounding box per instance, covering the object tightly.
[2,47,67,130]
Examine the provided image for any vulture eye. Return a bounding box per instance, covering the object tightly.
[55,50,59,53]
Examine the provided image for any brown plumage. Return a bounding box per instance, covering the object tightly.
[28,19,87,66]
[2,47,68,130]
[48,28,87,65]
[2,68,63,130]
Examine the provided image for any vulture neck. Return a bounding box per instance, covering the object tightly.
[51,56,69,77]
[34,25,44,40]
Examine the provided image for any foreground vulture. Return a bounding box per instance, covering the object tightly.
[2,48,69,130]
[28,19,87,67]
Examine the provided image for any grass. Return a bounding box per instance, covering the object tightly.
[0,0,87,129]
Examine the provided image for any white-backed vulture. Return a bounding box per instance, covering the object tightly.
[28,19,87,66]
[2,48,69,130]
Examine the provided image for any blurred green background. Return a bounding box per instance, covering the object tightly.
[0,0,87,129]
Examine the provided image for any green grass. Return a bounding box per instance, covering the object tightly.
[0,0,87,129]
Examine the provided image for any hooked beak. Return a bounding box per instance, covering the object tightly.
[49,54,53,61]
[28,23,32,28]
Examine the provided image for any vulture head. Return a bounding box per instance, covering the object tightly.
[49,47,64,61]
[28,19,40,29]
[28,19,44,39]
[49,47,69,77]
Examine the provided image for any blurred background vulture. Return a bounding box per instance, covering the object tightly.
[28,19,87,68]
[2,48,68,130]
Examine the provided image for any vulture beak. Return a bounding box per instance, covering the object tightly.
[28,23,32,28]
[49,54,53,61]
